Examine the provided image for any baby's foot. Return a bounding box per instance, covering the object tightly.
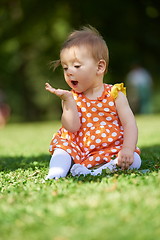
[45,167,66,180]
[71,164,91,176]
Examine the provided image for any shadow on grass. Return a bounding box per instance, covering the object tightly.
[0,154,50,172]
[0,145,159,173]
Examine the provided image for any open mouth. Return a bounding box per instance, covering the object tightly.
[71,81,78,86]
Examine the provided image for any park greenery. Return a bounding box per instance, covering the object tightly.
[0,115,160,240]
[0,0,160,121]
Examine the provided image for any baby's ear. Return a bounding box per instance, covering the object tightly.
[97,59,106,75]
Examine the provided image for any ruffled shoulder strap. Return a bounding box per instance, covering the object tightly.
[110,83,126,99]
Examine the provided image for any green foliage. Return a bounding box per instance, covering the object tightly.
[0,0,160,121]
[0,115,160,240]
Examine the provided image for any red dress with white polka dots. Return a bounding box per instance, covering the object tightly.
[49,84,140,168]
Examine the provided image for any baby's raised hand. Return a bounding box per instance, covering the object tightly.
[45,83,72,100]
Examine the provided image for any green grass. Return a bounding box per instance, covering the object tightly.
[0,116,160,240]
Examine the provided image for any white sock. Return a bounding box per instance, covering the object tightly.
[129,152,141,170]
[70,152,141,177]
[45,148,72,179]
[71,164,91,176]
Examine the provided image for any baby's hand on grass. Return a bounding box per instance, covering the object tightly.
[45,83,72,101]
[117,148,134,170]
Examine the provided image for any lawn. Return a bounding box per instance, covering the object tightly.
[0,115,160,240]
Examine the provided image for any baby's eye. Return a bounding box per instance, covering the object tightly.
[63,67,68,71]
[74,65,81,68]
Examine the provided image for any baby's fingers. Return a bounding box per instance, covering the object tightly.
[45,83,56,93]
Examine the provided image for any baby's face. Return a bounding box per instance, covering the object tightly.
[60,46,99,94]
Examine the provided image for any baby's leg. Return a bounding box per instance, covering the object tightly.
[70,152,141,176]
[128,152,141,170]
[70,160,117,177]
[45,148,72,179]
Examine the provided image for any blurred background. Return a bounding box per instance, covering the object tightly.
[0,0,160,125]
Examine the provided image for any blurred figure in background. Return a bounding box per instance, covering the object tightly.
[0,89,10,128]
[126,64,153,114]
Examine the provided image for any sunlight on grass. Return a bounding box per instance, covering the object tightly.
[136,114,160,147]
[0,115,160,240]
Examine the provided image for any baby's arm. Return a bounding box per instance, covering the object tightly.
[115,91,138,169]
[45,83,81,132]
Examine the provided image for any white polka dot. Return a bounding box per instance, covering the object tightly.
[87,123,93,127]
[90,127,95,130]
[79,132,83,136]
[53,139,57,143]
[101,133,106,137]
[76,155,80,160]
[74,96,78,100]
[115,141,120,145]
[102,99,107,103]
[103,157,108,161]
[106,117,112,121]
[82,98,86,102]
[63,142,68,146]
[97,103,102,107]
[82,118,86,123]
[78,112,82,117]
[89,156,94,161]
[87,164,92,168]
[90,145,95,149]
[99,151,104,154]
[86,131,90,136]
[86,113,92,117]
[109,101,114,106]
[116,146,121,149]
[112,132,117,137]
[91,135,95,140]
[67,149,72,153]
[113,120,118,125]
[81,107,86,112]
[91,107,97,112]
[96,139,101,143]
[96,130,101,134]
[111,149,117,153]
[77,102,81,106]
[104,108,109,112]
[83,137,86,142]
[102,143,108,147]
[111,112,116,115]
[98,112,104,116]
[95,156,100,161]
[108,138,113,142]
[93,117,99,122]
[87,102,91,107]
[100,121,106,126]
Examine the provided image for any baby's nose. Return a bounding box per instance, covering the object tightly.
[66,68,74,76]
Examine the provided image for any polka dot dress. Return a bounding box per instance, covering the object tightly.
[49,84,140,168]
